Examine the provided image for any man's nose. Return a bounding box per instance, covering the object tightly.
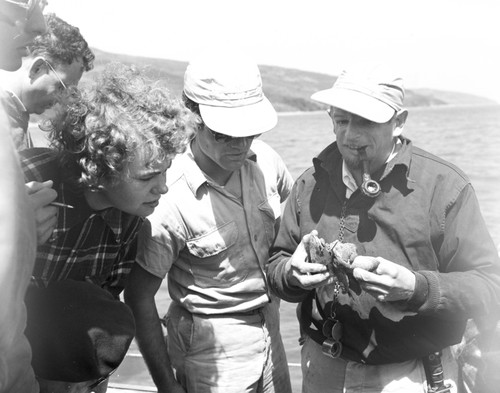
[155,180,168,195]
[152,173,168,195]
[344,123,363,141]
[158,183,168,195]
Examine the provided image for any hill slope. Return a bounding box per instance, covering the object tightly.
[81,49,495,112]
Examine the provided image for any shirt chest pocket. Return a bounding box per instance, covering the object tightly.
[185,221,247,288]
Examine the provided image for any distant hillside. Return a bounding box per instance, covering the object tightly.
[81,48,495,112]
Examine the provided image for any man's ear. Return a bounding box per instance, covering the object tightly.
[392,109,408,137]
[28,57,48,82]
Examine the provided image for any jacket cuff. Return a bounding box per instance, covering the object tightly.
[269,258,308,302]
[406,272,429,311]
[416,270,441,312]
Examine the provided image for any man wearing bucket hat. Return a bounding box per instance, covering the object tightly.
[267,63,500,392]
[125,52,294,393]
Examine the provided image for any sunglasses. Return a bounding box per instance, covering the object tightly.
[207,127,260,144]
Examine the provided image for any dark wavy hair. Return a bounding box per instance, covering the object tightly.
[47,63,196,190]
[28,13,94,71]
[182,92,204,130]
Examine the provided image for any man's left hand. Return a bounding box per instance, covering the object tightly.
[352,256,415,302]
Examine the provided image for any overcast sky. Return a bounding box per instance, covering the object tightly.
[46,0,500,103]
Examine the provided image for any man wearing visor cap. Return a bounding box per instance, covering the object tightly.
[267,63,500,392]
[126,50,294,393]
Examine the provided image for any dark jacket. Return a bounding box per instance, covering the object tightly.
[268,137,500,364]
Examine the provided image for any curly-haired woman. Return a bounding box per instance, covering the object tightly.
[19,62,196,392]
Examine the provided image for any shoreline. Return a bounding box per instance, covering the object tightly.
[277,102,500,116]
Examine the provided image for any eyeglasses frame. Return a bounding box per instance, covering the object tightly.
[41,57,67,91]
[206,126,260,144]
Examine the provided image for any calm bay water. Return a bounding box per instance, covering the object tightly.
[113,104,500,391]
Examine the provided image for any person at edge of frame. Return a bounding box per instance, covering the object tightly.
[0,0,47,392]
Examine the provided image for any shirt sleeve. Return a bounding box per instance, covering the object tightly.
[105,236,138,297]
[418,183,500,318]
[252,140,294,202]
[135,204,186,279]
[267,177,310,303]
[274,150,294,203]
[19,148,57,183]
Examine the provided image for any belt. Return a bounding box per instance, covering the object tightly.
[190,306,266,318]
[219,307,265,317]
[301,289,455,388]
[161,305,265,327]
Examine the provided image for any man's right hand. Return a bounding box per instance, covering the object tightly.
[25,180,58,245]
[286,231,333,290]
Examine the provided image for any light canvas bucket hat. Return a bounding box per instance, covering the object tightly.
[183,51,277,137]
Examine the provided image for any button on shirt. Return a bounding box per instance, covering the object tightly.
[137,140,294,315]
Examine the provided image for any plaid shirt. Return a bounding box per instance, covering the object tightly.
[20,148,144,295]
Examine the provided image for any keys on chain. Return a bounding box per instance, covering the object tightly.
[338,201,348,243]
[321,200,348,358]
[321,283,344,358]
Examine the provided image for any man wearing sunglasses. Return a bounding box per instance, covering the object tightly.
[0,1,46,392]
[0,12,94,150]
[125,51,294,393]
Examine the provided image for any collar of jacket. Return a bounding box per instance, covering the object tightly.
[311,137,415,199]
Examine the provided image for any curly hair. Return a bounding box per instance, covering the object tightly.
[48,63,196,190]
[28,13,94,71]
